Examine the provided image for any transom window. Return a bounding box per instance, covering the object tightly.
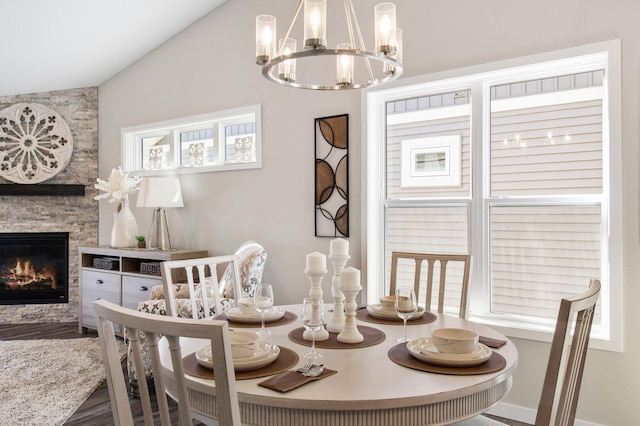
[364,41,621,350]
[122,104,261,175]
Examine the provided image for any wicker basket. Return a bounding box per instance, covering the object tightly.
[93,257,119,270]
[140,262,161,276]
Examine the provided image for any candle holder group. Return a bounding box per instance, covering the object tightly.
[304,238,362,344]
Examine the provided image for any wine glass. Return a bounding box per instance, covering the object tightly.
[395,288,417,343]
[253,284,274,338]
[301,297,325,361]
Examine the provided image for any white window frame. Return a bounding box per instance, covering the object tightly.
[363,40,622,351]
[122,104,262,176]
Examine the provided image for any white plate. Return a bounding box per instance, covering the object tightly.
[366,304,425,321]
[407,338,492,367]
[225,306,285,324]
[195,341,280,371]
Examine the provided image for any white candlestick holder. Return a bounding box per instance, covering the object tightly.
[326,254,350,333]
[337,284,364,343]
[304,269,330,341]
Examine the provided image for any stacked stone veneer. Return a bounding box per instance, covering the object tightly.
[0,87,98,323]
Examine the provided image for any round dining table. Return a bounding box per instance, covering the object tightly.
[158,304,518,426]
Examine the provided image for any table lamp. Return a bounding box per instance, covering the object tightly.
[136,177,184,251]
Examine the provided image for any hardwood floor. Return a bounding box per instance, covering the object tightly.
[0,322,530,426]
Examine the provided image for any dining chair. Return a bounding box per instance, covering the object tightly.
[126,255,241,395]
[93,299,241,426]
[453,278,601,426]
[161,254,241,319]
[389,251,471,318]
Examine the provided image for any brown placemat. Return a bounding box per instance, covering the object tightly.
[258,368,338,393]
[288,325,386,349]
[355,308,437,325]
[387,343,506,375]
[213,310,298,328]
[183,346,299,380]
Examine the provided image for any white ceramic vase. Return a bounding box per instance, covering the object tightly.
[111,199,138,248]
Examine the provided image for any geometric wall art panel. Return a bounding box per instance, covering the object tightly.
[315,114,348,237]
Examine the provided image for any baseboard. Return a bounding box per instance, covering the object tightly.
[487,402,603,426]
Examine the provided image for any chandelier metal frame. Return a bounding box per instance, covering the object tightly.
[256,0,403,90]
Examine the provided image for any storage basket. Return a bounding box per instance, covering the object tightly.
[140,262,161,276]
[93,257,119,270]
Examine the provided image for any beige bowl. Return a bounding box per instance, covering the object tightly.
[431,328,479,354]
[229,331,259,358]
[237,297,259,314]
[379,295,396,310]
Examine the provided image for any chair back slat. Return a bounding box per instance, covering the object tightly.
[535,278,600,426]
[94,299,241,426]
[389,252,471,319]
[161,255,240,319]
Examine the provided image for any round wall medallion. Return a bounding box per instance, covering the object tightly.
[0,102,74,184]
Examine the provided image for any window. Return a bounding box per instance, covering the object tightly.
[364,41,621,350]
[122,104,261,175]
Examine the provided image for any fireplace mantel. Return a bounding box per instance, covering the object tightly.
[0,184,85,196]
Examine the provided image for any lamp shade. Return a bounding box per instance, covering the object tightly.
[136,177,184,208]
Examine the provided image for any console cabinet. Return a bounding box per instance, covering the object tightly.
[78,246,207,335]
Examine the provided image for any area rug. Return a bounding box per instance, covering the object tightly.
[0,337,126,426]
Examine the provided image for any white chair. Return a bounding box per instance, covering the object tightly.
[453,279,601,426]
[127,255,240,395]
[161,254,241,319]
[389,252,471,318]
[94,299,241,426]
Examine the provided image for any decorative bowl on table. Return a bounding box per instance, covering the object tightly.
[406,337,491,367]
[431,328,479,354]
[237,297,259,314]
[196,341,280,371]
[225,306,285,323]
[379,295,396,310]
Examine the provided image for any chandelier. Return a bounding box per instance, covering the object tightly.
[255,1,403,90]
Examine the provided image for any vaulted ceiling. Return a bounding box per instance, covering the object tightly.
[0,0,226,97]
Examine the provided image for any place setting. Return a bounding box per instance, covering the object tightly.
[388,327,507,375]
[356,287,437,325]
[182,329,299,380]
[213,283,298,328]
[258,297,337,393]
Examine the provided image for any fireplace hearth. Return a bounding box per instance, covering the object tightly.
[0,232,69,305]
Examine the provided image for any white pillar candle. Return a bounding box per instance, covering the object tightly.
[341,266,360,289]
[306,251,327,273]
[330,238,349,256]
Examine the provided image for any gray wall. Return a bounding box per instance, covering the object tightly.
[97,0,640,424]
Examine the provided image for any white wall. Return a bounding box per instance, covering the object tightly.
[98,0,640,424]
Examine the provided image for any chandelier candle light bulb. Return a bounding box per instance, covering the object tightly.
[304,0,326,48]
[375,3,396,54]
[256,15,276,64]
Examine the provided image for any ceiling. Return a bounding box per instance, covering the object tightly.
[0,0,227,97]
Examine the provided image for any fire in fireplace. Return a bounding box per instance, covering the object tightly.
[0,232,68,305]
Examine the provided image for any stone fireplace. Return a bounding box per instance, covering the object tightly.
[0,87,98,323]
